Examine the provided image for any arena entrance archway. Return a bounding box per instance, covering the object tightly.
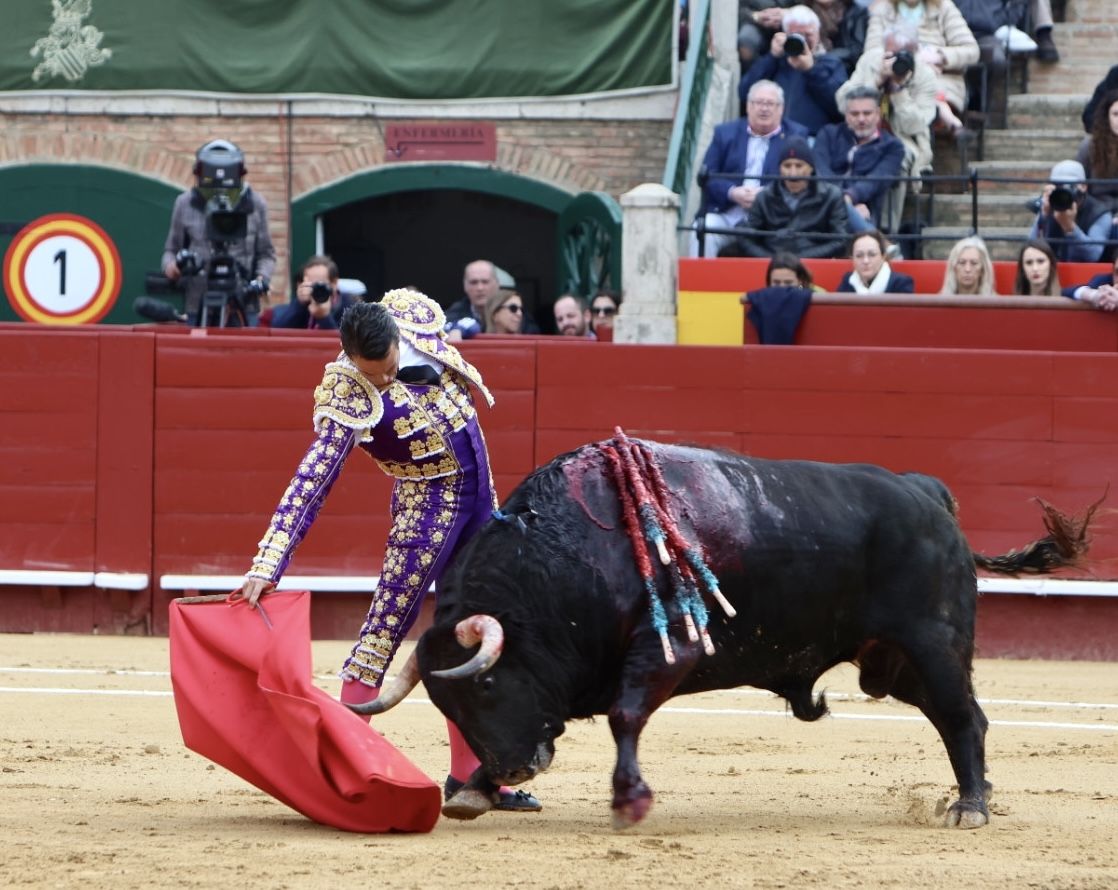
[290,165,620,334]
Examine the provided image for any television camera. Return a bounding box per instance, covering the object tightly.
[135,139,268,327]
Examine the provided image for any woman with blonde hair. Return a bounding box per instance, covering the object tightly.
[863,0,979,135]
[1013,239,1062,297]
[483,288,526,334]
[940,236,996,295]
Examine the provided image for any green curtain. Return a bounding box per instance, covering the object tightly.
[4,0,673,98]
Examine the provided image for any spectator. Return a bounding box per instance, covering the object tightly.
[738,5,847,136]
[1083,65,1118,134]
[1061,253,1118,311]
[739,0,868,76]
[863,0,980,136]
[813,0,870,74]
[1077,90,1118,214]
[837,229,916,293]
[939,235,997,295]
[838,21,938,228]
[1028,160,1112,263]
[554,294,595,338]
[159,139,275,327]
[272,254,357,330]
[589,290,622,337]
[766,251,818,289]
[814,86,906,234]
[726,137,850,258]
[236,293,541,813]
[445,259,498,337]
[692,79,809,257]
[484,288,527,334]
[1012,238,1061,296]
[956,0,1059,62]
[743,251,816,343]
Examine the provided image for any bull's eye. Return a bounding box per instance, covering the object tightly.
[477,675,496,691]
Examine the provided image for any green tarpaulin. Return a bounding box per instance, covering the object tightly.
[4,0,673,99]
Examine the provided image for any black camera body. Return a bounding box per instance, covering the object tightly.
[1049,185,1076,213]
[891,50,915,79]
[310,281,333,304]
[784,32,808,57]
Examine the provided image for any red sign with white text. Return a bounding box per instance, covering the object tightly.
[384,122,496,162]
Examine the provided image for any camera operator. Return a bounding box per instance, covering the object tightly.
[1028,160,1111,263]
[159,139,275,326]
[272,254,358,330]
[737,4,846,137]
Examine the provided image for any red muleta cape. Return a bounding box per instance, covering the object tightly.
[168,590,440,833]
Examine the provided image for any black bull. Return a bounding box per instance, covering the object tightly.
[352,440,1095,829]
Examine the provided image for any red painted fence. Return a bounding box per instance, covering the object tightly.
[1,323,1116,657]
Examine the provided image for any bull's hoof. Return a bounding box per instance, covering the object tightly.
[944,799,989,829]
[442,788,496,821]
[611,793,653,830]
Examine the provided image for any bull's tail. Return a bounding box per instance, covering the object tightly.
[972,494,1105,575]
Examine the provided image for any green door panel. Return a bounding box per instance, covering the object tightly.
[0,166,180,324]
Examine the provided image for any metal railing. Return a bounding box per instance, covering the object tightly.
[662,0,713,212]
[689,169,1118,258]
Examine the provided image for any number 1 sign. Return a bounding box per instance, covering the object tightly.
[3,213,122,324]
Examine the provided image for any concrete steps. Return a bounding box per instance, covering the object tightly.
[918,226,1027,261]
[981,130,1085,163]
[925,193,1038,228]
[1005,93,1090,131]
[1025,23,1118,93]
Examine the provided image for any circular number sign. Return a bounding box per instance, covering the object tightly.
[3,213,122,324]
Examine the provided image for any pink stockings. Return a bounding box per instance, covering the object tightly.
[340,678,481,783]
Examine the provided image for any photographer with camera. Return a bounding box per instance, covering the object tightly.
[157,139,275,327]
[737,4,846,137]
[837,22,938,229]
[272,254,358,330]
[1028,160,1112,264]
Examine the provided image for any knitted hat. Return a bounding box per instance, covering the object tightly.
[1049,160,1086,184]
[778,136,816,170]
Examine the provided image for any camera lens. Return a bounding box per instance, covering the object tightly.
[310,281,333,304]
[784,33,806,57]
[1049,186,1075,213]
[891,50,914,79]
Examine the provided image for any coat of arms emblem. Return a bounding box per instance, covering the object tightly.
[30,0,112,83]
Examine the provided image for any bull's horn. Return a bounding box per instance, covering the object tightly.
[429,615,505,680]
[346,651,420,715]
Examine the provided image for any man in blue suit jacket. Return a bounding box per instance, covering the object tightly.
[1061,254,1118,311]
[691,79,809,257]
[813,86,906,234]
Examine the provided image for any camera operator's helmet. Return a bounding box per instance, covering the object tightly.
[194,139,246,203]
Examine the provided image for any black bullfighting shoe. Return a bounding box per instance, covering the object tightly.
[443,775,543,813]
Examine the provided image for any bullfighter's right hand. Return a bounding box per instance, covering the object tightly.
[238,577,275,608]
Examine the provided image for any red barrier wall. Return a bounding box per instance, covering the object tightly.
[679,258,1118,351]
[2,326,1116,656]
[681,257,1114,298]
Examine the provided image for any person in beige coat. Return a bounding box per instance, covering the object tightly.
[863,0,979,134]
[837,21,937,228]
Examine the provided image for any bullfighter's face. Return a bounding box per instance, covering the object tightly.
[349,343,400,391]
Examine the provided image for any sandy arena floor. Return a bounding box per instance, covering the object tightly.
[1,633,1116,890]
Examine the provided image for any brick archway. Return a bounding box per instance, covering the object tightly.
[0,131,191,189]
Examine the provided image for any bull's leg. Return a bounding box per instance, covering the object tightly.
[607,646,696,830]
[886,635,990,829]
